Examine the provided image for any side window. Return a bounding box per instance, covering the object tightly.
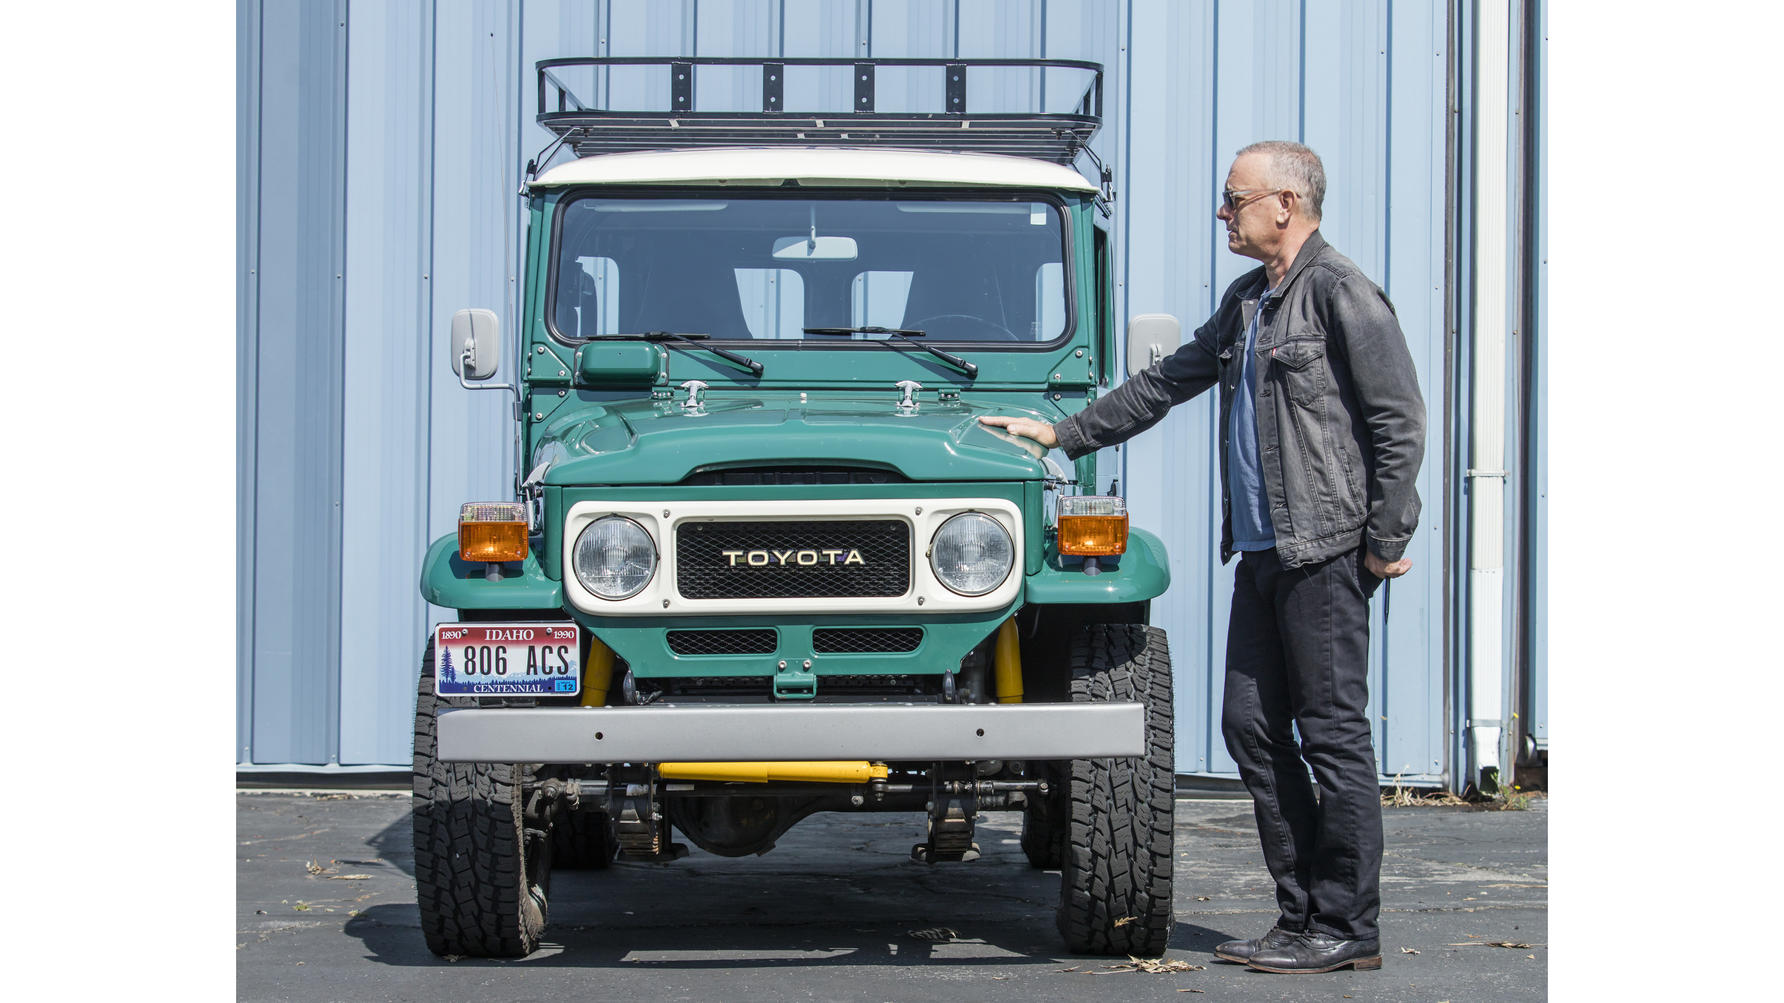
[734,268,804,339]
[851,271,914,329]
[563,256,619,338]
[1033,262,1064,341]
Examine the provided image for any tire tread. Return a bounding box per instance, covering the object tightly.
[412,641,549,958]
[1056,624,1175,956]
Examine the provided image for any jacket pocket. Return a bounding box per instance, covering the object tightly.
[1270,337,1327,407]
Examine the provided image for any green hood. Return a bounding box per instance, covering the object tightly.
[533,393,1060,486]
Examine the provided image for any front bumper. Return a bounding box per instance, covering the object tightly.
[435,702,1143,763]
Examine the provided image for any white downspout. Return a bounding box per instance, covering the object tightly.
[1468,0,1511,789]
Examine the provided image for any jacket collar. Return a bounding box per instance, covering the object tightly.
[1240,228,1328,303]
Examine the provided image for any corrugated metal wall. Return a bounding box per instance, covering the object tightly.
[238,0,1520,786]
[1116,1,1449,783]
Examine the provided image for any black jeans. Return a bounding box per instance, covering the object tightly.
[1222,545,1383,941]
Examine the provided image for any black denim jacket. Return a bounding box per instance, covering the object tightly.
[1054,231,1426,568]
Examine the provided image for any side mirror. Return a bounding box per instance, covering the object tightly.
[1125,313,1180,377]
[450,308,500,380]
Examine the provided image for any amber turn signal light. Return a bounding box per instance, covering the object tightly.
[459,502,528,562]
[1057,495,1129,556]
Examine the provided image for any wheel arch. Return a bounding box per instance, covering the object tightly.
[1020,526,1171,606]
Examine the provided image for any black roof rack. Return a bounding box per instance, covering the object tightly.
[533,57,1103,168]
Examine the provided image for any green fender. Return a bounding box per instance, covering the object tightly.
[1021,526,1171,606]
[419,534,564,611]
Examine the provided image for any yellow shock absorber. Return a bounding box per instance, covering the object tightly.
[580,635,616,708]
[658,762,890,783]
[994,616,1024,704]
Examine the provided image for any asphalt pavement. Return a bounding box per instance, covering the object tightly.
[237,789,1546,1001]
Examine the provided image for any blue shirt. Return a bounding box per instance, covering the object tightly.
[1229,288,1275,551]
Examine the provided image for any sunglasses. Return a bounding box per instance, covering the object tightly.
[1221,188,1293,212]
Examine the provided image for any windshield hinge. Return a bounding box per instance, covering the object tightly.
[1040,453,1077,489]
[518,461,551,532]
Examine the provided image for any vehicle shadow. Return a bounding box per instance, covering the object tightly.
[345,900,1233,971]
[353,810,1234,969]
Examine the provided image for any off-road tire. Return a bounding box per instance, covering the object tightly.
[1056,623,1175,956]
[413,640,551,957]
[549,795,618,870]
[1019,762,1067,869]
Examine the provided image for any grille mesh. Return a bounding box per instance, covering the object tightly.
[812,627,925,653]
[676,520,910,599]
[666,629,778,656]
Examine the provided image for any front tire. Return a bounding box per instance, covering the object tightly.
[413,640,552,957]
[1056,624,1175,956]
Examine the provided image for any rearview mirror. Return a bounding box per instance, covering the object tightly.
[772,235,858,261]
[450,308,500,380]
[1125,314,1180,377]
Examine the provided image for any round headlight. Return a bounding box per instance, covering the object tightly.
[572,516,657,600]
[929,512,1015,597]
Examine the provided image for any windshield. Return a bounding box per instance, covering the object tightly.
[550,194,1069,344]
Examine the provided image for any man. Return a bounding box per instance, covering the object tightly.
[980,141,1424,974]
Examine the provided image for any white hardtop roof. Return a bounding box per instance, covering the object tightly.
[531,147,1098,193]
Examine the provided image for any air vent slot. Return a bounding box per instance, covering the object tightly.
[812,627,924,653]
[666,629,778,656]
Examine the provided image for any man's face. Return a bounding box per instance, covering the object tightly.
[1216,153,1283,262]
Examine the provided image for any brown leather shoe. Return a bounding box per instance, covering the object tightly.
[1246,931,1383,973]
[1212,925,1300,964]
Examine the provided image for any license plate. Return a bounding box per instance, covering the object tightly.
[434,622,582,697]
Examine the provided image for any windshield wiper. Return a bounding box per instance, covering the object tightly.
[802,326,978,379]
[594,331,762,376]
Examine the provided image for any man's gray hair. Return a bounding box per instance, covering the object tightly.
[1237,140,1326,223]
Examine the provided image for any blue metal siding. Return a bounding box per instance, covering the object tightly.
[1377,1,1451,782]
[872,0,952,56]
[237,0,1518,786]
[1118,0,1222,773]
[338,0,435,765]
[237,0,261,763]
[1116,0,1449,782]
[425,0,529,701]
[242,0,347,765]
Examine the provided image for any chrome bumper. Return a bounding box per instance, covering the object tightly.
[435,702,1144,763]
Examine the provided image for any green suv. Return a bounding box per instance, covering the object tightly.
[413,57,1179,959]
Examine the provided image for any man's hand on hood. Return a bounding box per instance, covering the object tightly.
[977,415,1060,450]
